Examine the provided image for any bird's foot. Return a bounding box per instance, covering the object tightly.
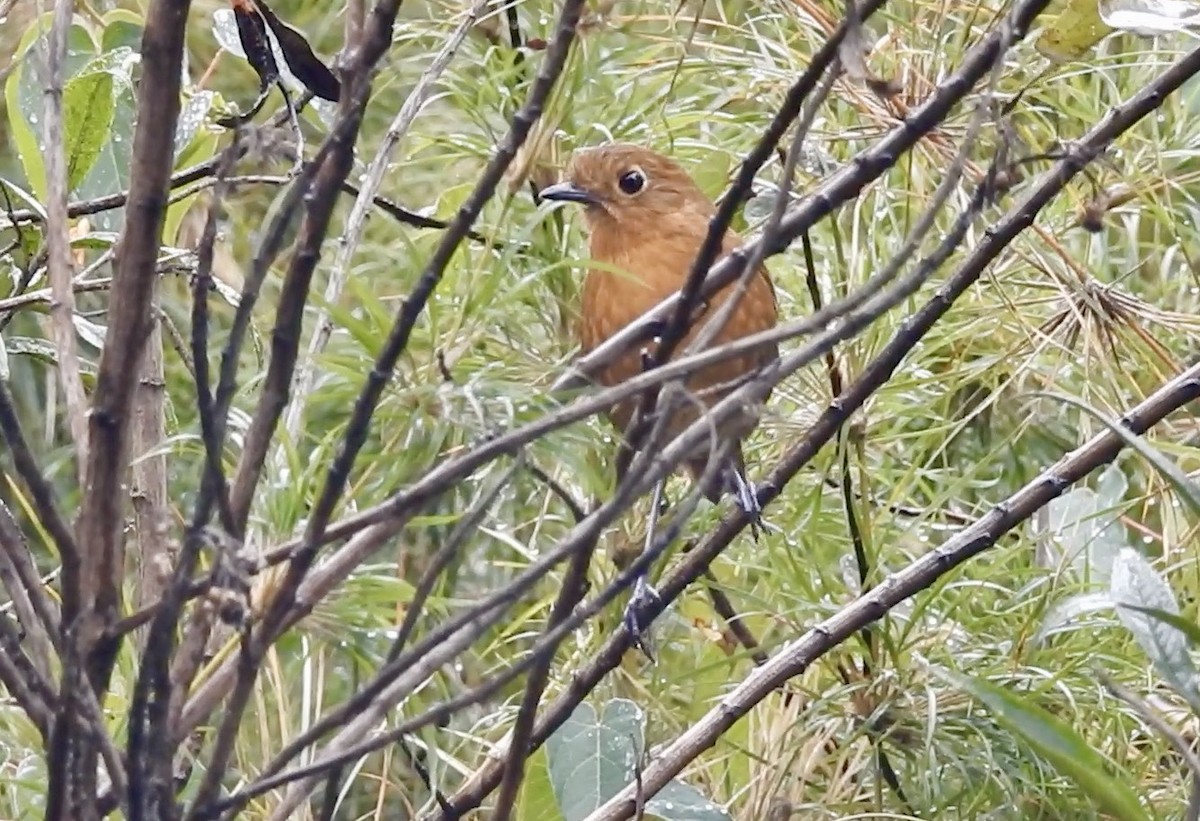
[723,466,777,542]
[640,347,655,372]
[656,489,670,518]
[623,575,661,664]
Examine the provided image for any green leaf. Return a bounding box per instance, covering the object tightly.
[62,68,115,192]
[541,700,729,821]
[646,780,732,821]
[67,49,138,232]
[1036,591,1115,644]
[1035,0,1113,61]
[1121,604,1200,653]
[1100,0,1200,32]
[161,93,220,245]
[1037,391,1200,518]
[517,747,566,821]
[72,315,107,350]
[949,672,1152,821]
[546,699,644,821]
[3,13,99,200]
[1035,461,1128,579]
[69,231,120,250]
[100,8,144,53]
[1110,547,1200,712]
[174,90,215,161]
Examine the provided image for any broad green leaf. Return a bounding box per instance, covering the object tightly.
[546,699,644,821]
[174,91,216,161]
[690,150,731,202]
[1036,0,1113,61]
[950,672,1151,821]
[164,107,220,245]
[62,68,115,192]
[68,49,138,232]
[0,176,47,220]
[1036,591,1114,644]
[1034,462,1127,579]
[5,336,63,367]
[3,13,98,200]
[69,231,120,250]
[1111,547,1200,712]
[646,780,732,821]
[72,315,107,350]
[1122,604,1200,651]
[517,747,566,821]
[100,8,144,53]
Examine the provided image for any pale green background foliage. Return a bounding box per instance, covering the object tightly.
[1,0,1199,816]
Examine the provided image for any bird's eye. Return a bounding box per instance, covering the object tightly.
[617,167,646,195]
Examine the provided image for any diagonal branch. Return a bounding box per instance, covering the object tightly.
[426,36,1200,816]
[278,0,489,453]
[586,361,1200,819]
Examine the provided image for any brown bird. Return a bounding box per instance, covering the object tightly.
[540,143,780,517]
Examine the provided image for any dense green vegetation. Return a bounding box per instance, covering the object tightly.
[1,0,1199,816]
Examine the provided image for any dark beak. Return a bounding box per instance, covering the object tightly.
[539,181,599,205]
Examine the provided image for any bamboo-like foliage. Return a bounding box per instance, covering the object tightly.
[0,0,1199,817]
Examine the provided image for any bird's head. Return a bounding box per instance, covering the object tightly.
[539,143,715,232]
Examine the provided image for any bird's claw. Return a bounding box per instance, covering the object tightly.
[723,467,777,542]
[623,575,661,663]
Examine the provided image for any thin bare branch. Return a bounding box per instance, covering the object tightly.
[588,357,1200,819]
[278,0,490,452]
[40,0,90,480]
[428,34,1200,814]
[0,499,58,676]
[58,0,193,812]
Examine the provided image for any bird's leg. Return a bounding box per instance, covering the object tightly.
[623,477,666,663]
[623,575,661,663]
[619,335,679,662]
[722,461,778,542]
[639,346,656,372]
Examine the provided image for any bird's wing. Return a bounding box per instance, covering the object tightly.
[721,230,780,367]
[721,229,779,311]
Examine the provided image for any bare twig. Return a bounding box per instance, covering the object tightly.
[588,358,1200,819]
[428,33,1200,815]
[40,0,90,481]
[650,0,889,370]
[184,0,589,785]
[57,0,193,813]
[4,169,504,247]
[196,444,714,817]
[0,279,112,313]
[0,611,55,739]
[701,569,768,665]
[130,303,170,618]
[0,381,80,594]
[0,499,59,677]
[72,0,191,653]
[207,5,594,753]
[279,0,490,452]
[238,17,1033,576]
[188,0,429,805]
